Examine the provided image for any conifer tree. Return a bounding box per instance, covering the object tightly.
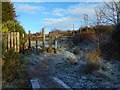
[2,2,17,23]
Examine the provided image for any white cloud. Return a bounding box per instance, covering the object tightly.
[42,16,81,29]
[15,4,44,14]
[42,3,102,29]
[51,4,98,17]
[52,8,65,16]
[67,4,96,16]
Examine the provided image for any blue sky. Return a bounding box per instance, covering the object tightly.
[13,2,104,34]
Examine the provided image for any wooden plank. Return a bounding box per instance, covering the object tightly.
[16,32,20,52]
[53,77,71,89]
[11,32,13,48]
[14,32,17,52]
[7,33,10,51]
[30,78,41,90]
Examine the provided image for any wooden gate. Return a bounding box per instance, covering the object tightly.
[2,32,20,52]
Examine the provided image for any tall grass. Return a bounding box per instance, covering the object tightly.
[86,48,101,63]
[83,48,101,73]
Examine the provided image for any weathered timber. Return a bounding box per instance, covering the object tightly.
[16,32,20,52]
[28,30,31,51]
[48,33,52,53]
[7,33,10,51]
[14,32,17,52]
[35,34,38,52]
[42,28,46,53]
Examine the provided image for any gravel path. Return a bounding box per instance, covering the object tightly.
[24,52,120,89]
[25,53,69,88]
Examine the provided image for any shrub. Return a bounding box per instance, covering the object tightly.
[100,24,120,60]
[2,21,27,52]
[72,47,80,55]
[83,62,101,73]
[94,25,113,44]
[112,24,120,50]
[67,30,97,45]
[86,48,101,63]
[80,48,101,73]
[2,50,28,85]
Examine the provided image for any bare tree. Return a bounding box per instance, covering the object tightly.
[95,0,120,26]
[95,8,103,25]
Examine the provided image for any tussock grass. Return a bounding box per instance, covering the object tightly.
[81,48,101,73]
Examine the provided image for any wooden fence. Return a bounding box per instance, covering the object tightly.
[2,32,20,52]
[27,28,58,53]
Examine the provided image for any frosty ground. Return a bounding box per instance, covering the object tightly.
[22,45,120,89]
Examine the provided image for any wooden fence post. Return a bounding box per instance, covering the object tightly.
[36,34,38,52]
[55,35,58,53]
[22,33,25,53]
[28,30,31,51]
[42,28,46,53]
[48,33,52,53]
